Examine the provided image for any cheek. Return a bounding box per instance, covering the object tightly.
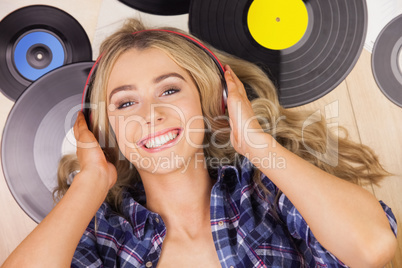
[179,92,203,119]
[108,115,145,150]
[182,102,206,146]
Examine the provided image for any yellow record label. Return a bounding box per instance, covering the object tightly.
[247,0,308,50]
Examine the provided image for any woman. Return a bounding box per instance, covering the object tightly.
[3,19,397,267]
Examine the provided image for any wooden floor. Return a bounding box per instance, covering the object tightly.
[289,49,402,268]
[1,0,401,266]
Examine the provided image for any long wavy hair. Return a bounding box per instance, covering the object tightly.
[54,19,390,216]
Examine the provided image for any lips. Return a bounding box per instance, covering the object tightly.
[137,127,183,149]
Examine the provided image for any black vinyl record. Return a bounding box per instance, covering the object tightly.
[1,62,93,223]
[372,15,402,107]
[119,0,190,15]
[189,0,367,108]
[0,5,92,101]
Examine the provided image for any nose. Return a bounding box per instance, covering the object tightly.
[142,100,166,126]
[146,115,164,125]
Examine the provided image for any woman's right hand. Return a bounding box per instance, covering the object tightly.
[73,111,117,189]
[2,112,118,267]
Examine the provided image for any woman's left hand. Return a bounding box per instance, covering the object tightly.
[224,65,268,156]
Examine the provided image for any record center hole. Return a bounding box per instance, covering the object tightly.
[276,17,280,22]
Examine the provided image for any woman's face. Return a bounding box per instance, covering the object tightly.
[106,48,206,174]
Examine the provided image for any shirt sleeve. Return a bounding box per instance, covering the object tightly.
[277,192,397,266]
[379,200,398,237]
[71,227,104,268]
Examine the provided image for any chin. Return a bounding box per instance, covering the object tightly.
[136,161,191,175]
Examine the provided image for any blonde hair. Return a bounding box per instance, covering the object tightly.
[54,19,389,216]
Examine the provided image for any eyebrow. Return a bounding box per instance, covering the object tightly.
[108,72,186,102]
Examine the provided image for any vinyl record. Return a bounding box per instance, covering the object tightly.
[118,0,190,15]
[1,62,93,223]
[372,14,402,107]
[189,0,367,108]
[0,5,92,101]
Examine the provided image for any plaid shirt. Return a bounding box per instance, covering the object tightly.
[72,157,397,268]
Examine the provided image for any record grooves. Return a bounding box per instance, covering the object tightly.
[118,0,191,15]
[189,0,368,108]
[0,5,92,101]
[372,14,402,107]
[1,62,93,223]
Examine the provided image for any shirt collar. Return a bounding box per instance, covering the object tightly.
[217,155,254,186]
[121,182,151,239]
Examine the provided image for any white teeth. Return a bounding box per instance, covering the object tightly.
[144,131,179,149]
[155,136,161,145]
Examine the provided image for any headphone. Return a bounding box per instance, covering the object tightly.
[81,29,228,130]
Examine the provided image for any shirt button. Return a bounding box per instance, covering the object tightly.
[155,217,160,224]
[145,261,153,267]
[230,266,234,268]
[218,220,224,226]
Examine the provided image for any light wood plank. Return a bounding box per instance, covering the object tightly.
[287,78,376,192]
[346,49,402,268]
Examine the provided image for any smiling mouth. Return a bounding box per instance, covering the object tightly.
[139,128,182,149]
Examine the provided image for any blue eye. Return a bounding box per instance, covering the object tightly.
[116,89,179,109]
[162,89,180,96]
[117,101,136,109]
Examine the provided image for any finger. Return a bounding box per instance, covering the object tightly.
[73,112,82,141]
[224,65,247,97]
[74,111,99,149]
[74,111,91,141]
[224,66,241,97]
[76,111,89,133]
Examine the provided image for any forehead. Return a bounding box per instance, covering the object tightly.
[111,48,181,74]
[105,48,190,94]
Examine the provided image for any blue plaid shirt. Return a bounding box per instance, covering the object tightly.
[72,157,397,268]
